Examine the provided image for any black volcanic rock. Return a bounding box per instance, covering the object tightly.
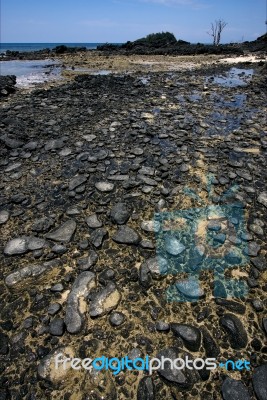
[0,75,16,97]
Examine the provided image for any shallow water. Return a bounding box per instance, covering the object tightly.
[0,59,61,87]
[206,67,254,87]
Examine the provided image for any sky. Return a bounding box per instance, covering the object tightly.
[1,0,266,43]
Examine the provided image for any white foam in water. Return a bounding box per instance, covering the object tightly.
[0,59,61,87]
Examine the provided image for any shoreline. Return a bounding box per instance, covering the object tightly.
[0,56,267,399]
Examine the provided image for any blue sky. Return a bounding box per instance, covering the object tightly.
[1,0,266,43]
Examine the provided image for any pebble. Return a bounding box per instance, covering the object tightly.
[222,377,251,400]
[252,364,267,400]
[64,271,96,334]
[112,226,140,245]
[110,202,131,225]
[0,210,10,224]
[171,323,201,352]
[90,282,121,317]
[46,220,77,243]
[220,313,248,349]
[95,181,114,192]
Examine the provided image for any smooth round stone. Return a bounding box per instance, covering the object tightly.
[110,203,131,225]
[47,303,62,316]
[0,210,10,225]
[95,181,114,192]
[155,321,170,332]
[252,364,267,400]
[86,214,103,228]
[50,283,64,292]
[49,318,65,336]
[141,220,161,233]
[165,236,186,255]
[109,312,125,327]
[222,377,250,400]
[4,237,28,256]
[51,244,67,254]
[175,278,205,300]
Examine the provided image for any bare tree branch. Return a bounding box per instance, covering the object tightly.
[207,19,227,46]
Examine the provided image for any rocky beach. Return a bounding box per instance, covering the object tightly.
[0,46,267,400]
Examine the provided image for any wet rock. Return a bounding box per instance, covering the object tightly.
[46,219,77,243]
[112,225,140,245]
[95,181,114,192]
[89,282,121,317]
[263,318,267,335]
[90,228,108,248]
[251,256,267,271]
[69,174,88,191]
[257,192,267,208]
[137,377,155,400]
[245,242,261,257]
[222,377,250,400]
[215,299,246,314]
[175,278,205,300]
[78,250,98,270]
[165,236,186,255]
[110,203,131,225]
[252,299,264,312]
[252,364,267,400]
[201,327,220,358]
[86,214,103,228]
[0,210,10,225]
[156,347,198,390]
[141,220,161,233]
[220,313,248,349]
[49,318,65,336]
[171,323,201,352]
[109,312,125,327]
[65,271,96,334]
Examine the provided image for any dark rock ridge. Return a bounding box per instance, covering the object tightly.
[97,31,267,55]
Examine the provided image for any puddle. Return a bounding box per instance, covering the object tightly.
[206,68,254,87]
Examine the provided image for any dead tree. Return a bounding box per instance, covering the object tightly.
[207,19,227,46]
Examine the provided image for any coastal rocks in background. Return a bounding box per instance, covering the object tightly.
[0,75,16,97]
[65,271,96,334]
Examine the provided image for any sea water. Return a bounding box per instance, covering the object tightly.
[0,60,61,87]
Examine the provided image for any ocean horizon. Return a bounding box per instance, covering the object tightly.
[0,43,120,53]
